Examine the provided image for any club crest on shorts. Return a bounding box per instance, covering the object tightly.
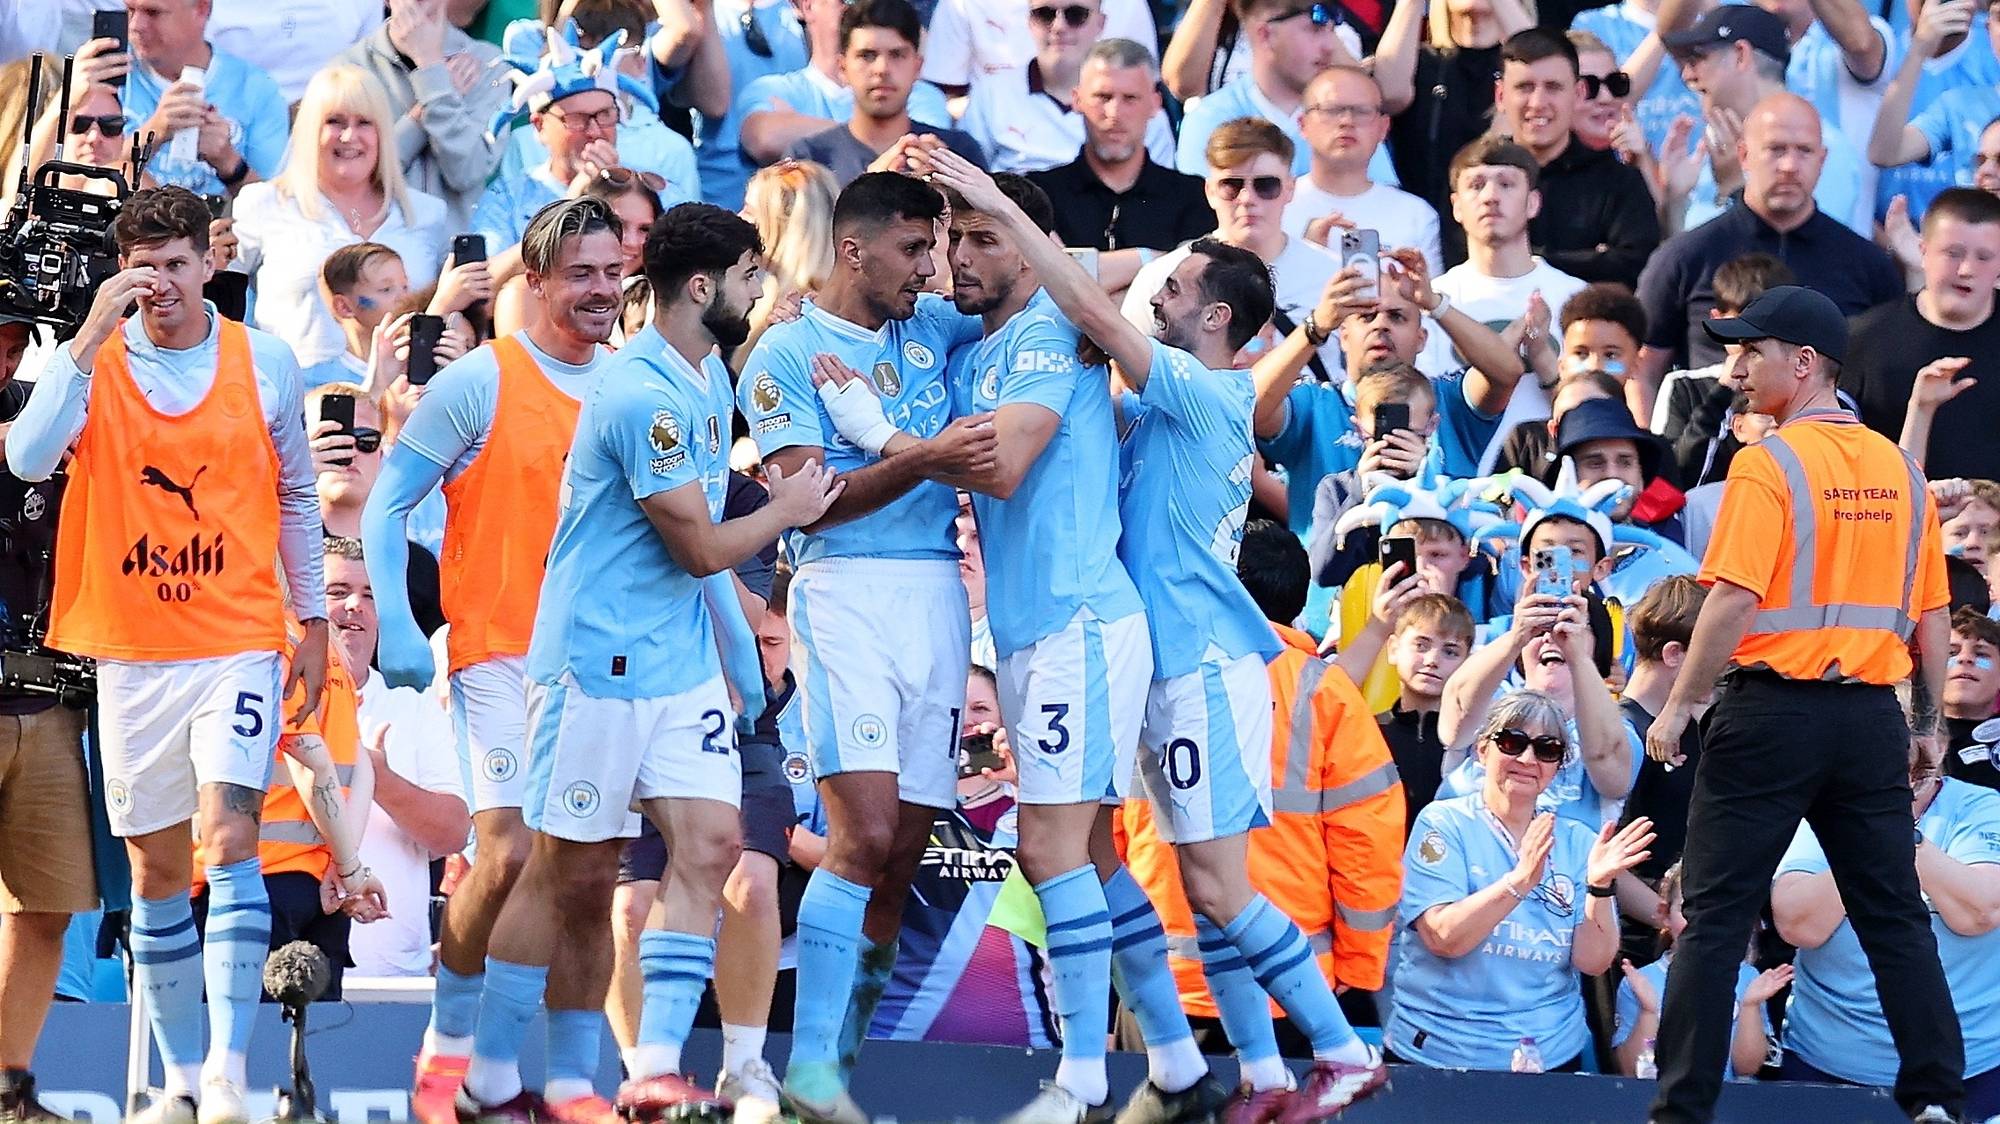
[750,371,783,413]
[1417,829,1446,865]
[562,781,601,817]
[483,748,519,782]
[871,361,902,397]
[107,779,130,812]
[852,714,888,748]
[782,751,811,784]
[902,341,936,369]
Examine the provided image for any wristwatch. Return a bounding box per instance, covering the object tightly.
[1587,882,1616,898]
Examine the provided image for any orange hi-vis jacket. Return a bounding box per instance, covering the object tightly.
[48,318,285,661]
[439,335,582,675]
[1698,409,1949,686]
[1121,624,1407,1013]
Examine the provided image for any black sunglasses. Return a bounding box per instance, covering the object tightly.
[1271,2,1337,26]
[351,427,383,455]
[1030,4,1095,27]
[1215,175,1285,201]
[69,113,127,136]
[1579,71,1632,99]
[1490,728,1566,764]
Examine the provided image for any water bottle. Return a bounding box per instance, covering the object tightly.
[1511,1036,1545,1074]
[1636,1038,1659,1079]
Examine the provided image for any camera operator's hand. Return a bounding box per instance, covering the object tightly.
[142,80,206,145]
[71,37,131,104]
[68,267,157,373]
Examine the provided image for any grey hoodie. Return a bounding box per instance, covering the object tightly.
[340,23,508,231]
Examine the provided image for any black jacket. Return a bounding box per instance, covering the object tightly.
[1529,138,1661,289]
[1028,157,1215,252]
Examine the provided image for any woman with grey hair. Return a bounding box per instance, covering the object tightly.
[1387,688,1656,1072]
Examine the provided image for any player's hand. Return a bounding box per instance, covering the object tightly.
[1910,356,1976,411]
[430,258,495,315]
[287,618,330,726]
[377,612,437,690]
[1587,817,1656,890]
[764,458,845,526]
[1507,812,1557,898]
[810,354,903,454]
[765,288,807,325]
[1646,700,1692,767]
[310,418,359,475]
[69,267,158,371]
[922,146,1011,216]
[1371,561,1425,626]
[920,412,1000,485]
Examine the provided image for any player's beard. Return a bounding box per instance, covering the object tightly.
[951,271,1014,317]
[704,290,754,350]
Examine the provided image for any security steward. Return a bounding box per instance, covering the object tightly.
[1641,287,1966,1124]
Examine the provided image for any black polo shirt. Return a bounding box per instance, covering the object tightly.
[1027,157,1214,252]
[1635,199,1903,370]
[1529,136,1660,289]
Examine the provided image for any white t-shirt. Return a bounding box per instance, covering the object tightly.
[1420,257,1588,473]
[206,0,384,104]
[347,656,463,979]
[1120,235,1343,376]
[1281,178,1444,276]
[922,0,1157,91]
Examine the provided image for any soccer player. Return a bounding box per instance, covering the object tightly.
[456,202,844,1122]
[360,198,628,1124]
[812,173,1233,1122]
[928,150,1391,1118]
[4,186,355,1124]
[734,171,1000,1124]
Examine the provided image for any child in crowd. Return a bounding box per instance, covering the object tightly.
[1372,594,1474,833]
[1945,608,2000,792]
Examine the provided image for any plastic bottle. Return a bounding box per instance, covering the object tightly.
[1636,1038,1658,1079]
[1511,1036,1545,1074]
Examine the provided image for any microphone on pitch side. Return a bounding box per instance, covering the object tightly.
[263,941,331,1009]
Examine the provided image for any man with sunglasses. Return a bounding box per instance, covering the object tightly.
[1491,29,1659,290]
[1175,0,1396,190]
[736,0,954,169]
[958,0,1178,174]
[922,0,1157,99]
[361,199,628,1124]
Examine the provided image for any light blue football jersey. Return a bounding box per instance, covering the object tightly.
[952,290,1142,658]
[738,294,980,564]
[1389,793,1600,1070]
[527,327,735,699]
[1778,779,2000,1087]
[1117,341,1282,679]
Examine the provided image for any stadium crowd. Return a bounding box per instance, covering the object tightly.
[0,0,1999,1122]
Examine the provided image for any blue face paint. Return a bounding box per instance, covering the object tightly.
[355,295,380,310]
[1602,360,1626,378]
[1948,542,1967,557]
[1978,656,1996,672]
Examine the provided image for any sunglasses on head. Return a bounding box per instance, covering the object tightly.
[1215,175,1285,201]
[1489,728,1566,764]
[1030,4,1096,27]
[1579,71,1632,99]
[351,428,383,455]
[69,114,127,136]
[1271,2,1337,26]
[599,166,668,193]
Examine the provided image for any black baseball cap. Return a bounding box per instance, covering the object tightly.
[1663,4,1791,65]
[1703,284,1847,363]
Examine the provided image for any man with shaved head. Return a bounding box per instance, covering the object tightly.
[1632,92,1901,422]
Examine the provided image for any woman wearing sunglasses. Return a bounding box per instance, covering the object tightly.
[1388,687,1657,1072]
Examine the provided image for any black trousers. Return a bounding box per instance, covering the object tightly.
[1649,674,1963,1123]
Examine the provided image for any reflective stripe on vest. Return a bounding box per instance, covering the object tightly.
[1748,431,1926,642]
[1166,928,1335,961]
[259,820,322,845]
[1337,901,1395,932]
[1273,658,1328,815]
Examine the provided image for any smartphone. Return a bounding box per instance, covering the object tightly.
[406,314,446,386]
[319,395,356,467]
[1374,401,1411,441]
[1380,535,1418,581]
[451,233,487,266]
[92,10,129,88]
[202,194,229,220]
[957,730,1003,780]
[1533,545,1576,599]
[1339,229,1381,302]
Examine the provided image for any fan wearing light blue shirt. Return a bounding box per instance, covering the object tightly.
[122,14,289,198]
[928,149,1396,1119]
[1771,736,2000,1120]
[1390,690,1656,1071]
[460,205,841,1121]
[1868,7,2000,219]
[733,171,1003,1124]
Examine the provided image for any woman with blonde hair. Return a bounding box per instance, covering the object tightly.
[737,159,838,361]
[235,64,449,370]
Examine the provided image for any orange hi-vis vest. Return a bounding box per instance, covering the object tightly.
[1698,409,1949,686]
[48,318,284,661]
[1120,625,1407,1013]
[439,336,582,674]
